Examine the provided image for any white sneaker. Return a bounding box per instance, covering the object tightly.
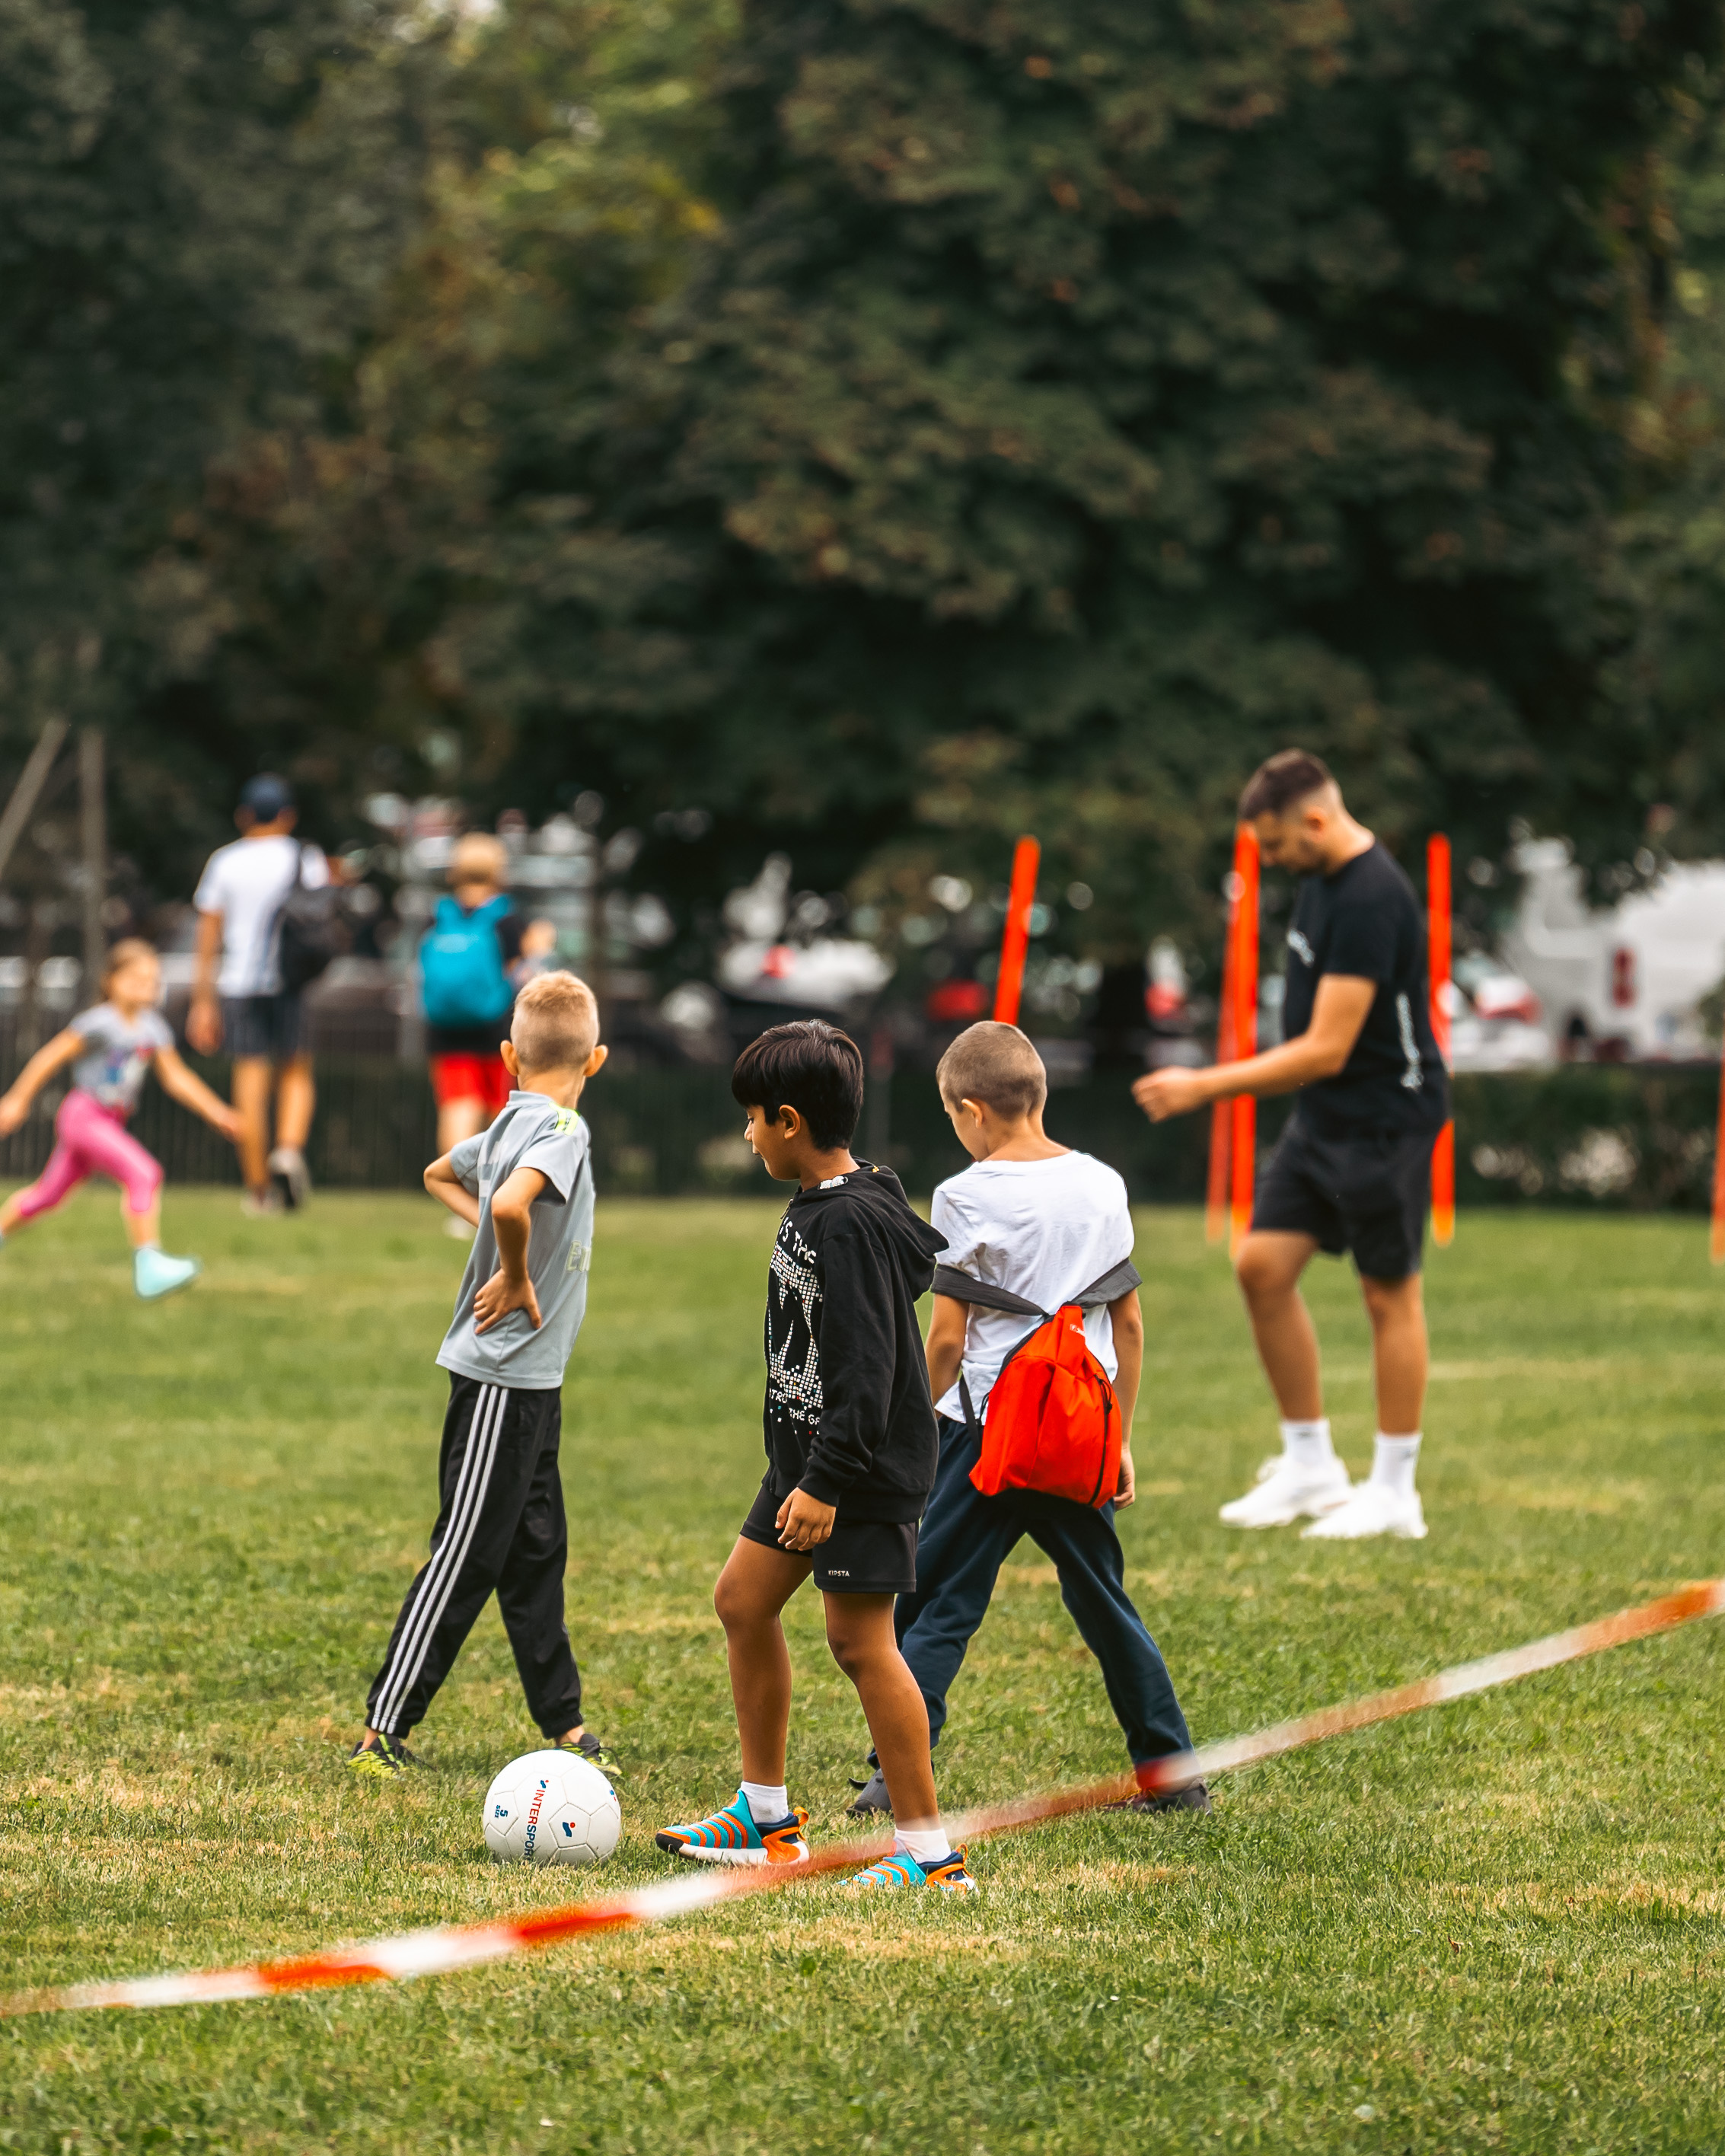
[1218,1455,1352,1528]
[1300,1483,1427,1540]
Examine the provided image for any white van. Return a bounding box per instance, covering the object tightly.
[1500,840,1725,1060]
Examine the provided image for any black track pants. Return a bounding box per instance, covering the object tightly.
[365,1374,582,1741]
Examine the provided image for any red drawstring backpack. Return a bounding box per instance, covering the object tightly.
[934,1259,1143,1508]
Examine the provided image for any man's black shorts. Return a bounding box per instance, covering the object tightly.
[738,1476,917,1594]
[223,990,307,1061]
[1252,1117,1437,1281]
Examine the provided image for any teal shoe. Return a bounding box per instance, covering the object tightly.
[655,1789,810,1868]
[845,1847,977,1893]
[135,1248,202,1300]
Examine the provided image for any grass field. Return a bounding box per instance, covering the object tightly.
[0,1188,1722,2153]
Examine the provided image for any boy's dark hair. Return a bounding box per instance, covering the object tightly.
[731,1020,864,1150]
[1238,749,1336,820]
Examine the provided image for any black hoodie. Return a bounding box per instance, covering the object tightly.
[761,1162,947,1523]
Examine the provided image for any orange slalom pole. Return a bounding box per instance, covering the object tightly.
[1428,834,1455,1247]
[1711,1052,1725,1264]
[1228,825,1259,1255]
[1204,873,1240,1244]
[993,836,1041,1026]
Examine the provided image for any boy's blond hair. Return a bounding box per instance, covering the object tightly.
[936,1021,1047,1120]
[512,970,598,1073]
[449,832,509,888]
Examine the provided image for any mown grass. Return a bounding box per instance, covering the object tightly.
[0,1188,1721,2154]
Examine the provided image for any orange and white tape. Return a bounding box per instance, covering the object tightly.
[5,1578,1720,2019]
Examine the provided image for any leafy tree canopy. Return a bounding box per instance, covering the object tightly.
[467,0,1721,956]
[10,0,1725,982]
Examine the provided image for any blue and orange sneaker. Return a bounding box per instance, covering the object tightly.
[655,1789,810,1868]
[845,1847,977,1893]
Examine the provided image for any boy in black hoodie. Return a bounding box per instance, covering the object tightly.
[655,1021,975,1892]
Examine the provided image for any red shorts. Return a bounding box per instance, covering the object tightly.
[429,1053,511,1115]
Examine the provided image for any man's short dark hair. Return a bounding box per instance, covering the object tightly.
[1239,750,1336,821]
[731,1019,864,1150]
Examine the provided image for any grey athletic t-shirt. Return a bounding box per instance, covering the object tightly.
[70,1003,174,1115]
[436,1091,595,1390]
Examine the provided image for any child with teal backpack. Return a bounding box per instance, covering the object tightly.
[420,833,556,1170]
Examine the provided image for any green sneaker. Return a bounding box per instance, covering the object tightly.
[345,1733,418,1778]
[556,1730,621,1777]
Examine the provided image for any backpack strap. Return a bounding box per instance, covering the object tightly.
[932,1265,1045,1318]
[1071,1258,1143,1308]
[931,1256,1143,1319]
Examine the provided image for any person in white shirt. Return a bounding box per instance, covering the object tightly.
[847,1022,1205,1820]
[188,773,327,1214]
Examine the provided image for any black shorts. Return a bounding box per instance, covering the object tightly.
[1252,1118,1437,1281]
[738,1476,918,1594]
[223,991,308,1062]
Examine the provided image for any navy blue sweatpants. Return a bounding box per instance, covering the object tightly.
[894,1416,1192,1766]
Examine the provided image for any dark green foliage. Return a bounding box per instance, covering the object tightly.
[0,0,441,894]
[471,0,1720,948]
[5,0,1723,961]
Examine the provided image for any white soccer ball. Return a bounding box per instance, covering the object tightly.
[482,1749,621,1867]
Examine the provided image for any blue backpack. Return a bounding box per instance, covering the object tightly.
[419,892,516,1028]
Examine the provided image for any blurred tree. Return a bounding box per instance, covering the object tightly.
[151,0,736,875]
[1611,67,1725,878]
[0,0,442,911]
[453,0,1722,962]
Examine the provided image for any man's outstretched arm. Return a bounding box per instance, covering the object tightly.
[1133,973,1376,1122]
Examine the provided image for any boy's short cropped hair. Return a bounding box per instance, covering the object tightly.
[512,970,598,1073]
[1238,748,1335,821]
[731,1020,863,1150]
[936,1021,1047,1120]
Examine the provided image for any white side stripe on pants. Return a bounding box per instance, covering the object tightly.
[372,1383,508,1735]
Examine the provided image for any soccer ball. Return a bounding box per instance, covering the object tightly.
[482,1749,620,1867]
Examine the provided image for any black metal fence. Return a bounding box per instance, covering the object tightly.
[0,1055,1716,1210]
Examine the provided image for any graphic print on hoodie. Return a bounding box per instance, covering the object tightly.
[762,1163,948,1524]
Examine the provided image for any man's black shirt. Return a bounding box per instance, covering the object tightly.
[1280,841,1448,1139]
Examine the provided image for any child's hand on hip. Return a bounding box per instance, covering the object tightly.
[776,1488,835,1551]
[474,1268,542,1335]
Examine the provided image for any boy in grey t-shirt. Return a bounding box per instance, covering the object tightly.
[347,971,616,1777]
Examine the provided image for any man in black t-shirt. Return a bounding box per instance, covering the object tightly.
[1134,750,1446,1541]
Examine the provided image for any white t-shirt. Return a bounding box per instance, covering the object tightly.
[193,835,328,996]
[929,1150,1135,1422]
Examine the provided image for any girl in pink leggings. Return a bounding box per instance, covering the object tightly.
[0,940,241,1298]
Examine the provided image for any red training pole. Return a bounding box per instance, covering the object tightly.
[1228,825,1260,1255]
[993,836,1040,1025]
[1204,869,1240,1245]
[1427,833,1455,1248]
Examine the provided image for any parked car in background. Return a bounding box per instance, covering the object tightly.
[1500,840,1725,1061]
[1445,955,1551,1071]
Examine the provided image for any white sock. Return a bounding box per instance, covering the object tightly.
[1280,1418,1335,1470]
[894,1824,952,1867]
[739,1779,788,1825]
[1369,1433,1420,1497]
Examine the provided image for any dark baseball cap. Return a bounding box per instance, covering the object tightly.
[239,773,295,821]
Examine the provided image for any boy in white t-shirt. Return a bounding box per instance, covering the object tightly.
[849,1022,1206,1816]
